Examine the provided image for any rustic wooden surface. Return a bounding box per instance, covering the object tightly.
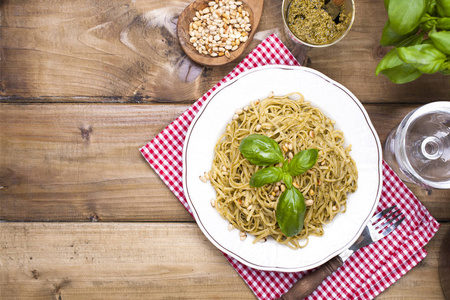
[1,0,449,299]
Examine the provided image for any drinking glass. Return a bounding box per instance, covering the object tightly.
[384,102,450,190]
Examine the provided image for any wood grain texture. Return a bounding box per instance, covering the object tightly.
[1,0,449,103]
[0,222,447,300]
[0,103,192,222]
[1,103,449,222]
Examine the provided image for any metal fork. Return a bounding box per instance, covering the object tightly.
[278,206,405,300]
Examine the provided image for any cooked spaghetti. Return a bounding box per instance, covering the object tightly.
[208,93,358,249]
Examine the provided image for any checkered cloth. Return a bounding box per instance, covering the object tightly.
[140,34,440,300]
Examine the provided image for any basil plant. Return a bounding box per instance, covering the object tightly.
[376,0,450,84]
[239,134,318,237]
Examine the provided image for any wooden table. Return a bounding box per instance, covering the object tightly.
[1,0,449,299]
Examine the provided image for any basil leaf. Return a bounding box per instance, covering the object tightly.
[381,20,418,46]
[379,64,423,83]
[420,13,438,31]
[287,149,319,176]
[239,134,284,166]
[440,62,450,74]
[276,187,306,237]
[429,28,450,54]
[437,17,450,29]
[389,0,428,34]
[384,0,390,10]
[397,44,447,73]
[376,33,424,76]
[249,167,283,188]
[428,0,437,15]
[283,173,293,189]
[437,0,450,17]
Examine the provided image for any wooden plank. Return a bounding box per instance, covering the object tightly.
[1,0,449,103]
[1,103,449,222]
[0,222,255,299]
[0,222,447,299]
[0,103,192,222]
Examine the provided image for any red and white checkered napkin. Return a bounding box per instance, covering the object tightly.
[140,34,440,300]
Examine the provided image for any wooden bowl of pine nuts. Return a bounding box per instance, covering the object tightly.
[177,0,263,66]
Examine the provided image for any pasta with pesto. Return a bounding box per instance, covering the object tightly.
[208,92,358,249]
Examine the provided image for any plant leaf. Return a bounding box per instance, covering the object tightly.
[287,149,318,176]
[389,0,428,34]
[381,19,418,46]
[239,134,284,166]
[249,167,283,188]
[397,44,447,73]
[276,187,306,237]
[376,33,424,75]
[420,13,438,31]
[429,28,450,54]
[379,64,423,83]
[283,173,293,189]
[428,0,437,15]
[437,0,450,17]
[437,17,450,29]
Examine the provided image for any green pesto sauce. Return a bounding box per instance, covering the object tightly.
[287,0,351,45]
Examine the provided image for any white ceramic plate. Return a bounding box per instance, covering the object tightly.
[183,65,382,272]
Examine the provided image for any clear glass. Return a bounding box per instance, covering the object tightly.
[384,102,450,190]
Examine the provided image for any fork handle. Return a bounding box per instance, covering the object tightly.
[277,256,343,300]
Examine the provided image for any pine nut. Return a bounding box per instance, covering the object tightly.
[199,175,207,183]
[228,223,234,231]
[305,199,314,206]
[188,0,251,58]
[293,182,300,189]
[255,124,261,131]
[210,198,216,207]
[309,189,315,196]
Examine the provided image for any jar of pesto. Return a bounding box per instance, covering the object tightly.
[282,0,355,47]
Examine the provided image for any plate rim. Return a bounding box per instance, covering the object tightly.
[182,65,382,272]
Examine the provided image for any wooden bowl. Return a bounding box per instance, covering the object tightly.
[177,0,263,66]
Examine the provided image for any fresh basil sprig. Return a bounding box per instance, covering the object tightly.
[239,134,318,237]
[376,0,450,84]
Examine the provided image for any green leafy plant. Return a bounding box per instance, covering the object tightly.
[239,134,318,237]
[376,0,450,84]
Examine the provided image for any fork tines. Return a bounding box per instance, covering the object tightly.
[371,206,405,236]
